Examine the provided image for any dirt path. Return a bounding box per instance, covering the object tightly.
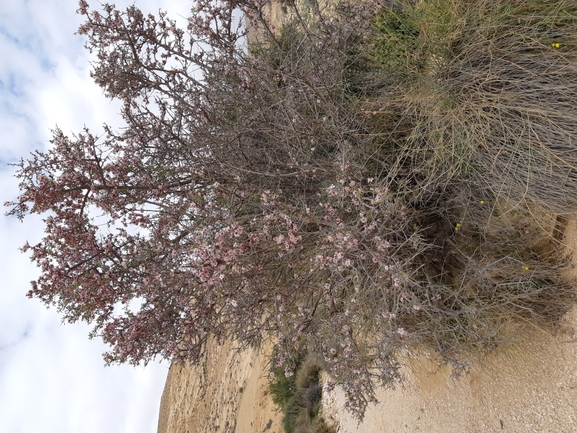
[322,310,577,432]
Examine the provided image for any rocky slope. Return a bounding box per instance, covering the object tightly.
[157,338,282,433]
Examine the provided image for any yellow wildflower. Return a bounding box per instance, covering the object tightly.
[479,200,485,205]
[552,42,561,49]
[455,223,462,231]
[523,265,530,271]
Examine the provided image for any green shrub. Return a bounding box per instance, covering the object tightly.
[269,352,335,433]
[269,348,307,408]
[372,7,421,75]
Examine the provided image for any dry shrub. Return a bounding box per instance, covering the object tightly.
[296,356,323,391]
[302,384,323,411]
[415,197,575,356]
[294,417,337,433]
[372,0,577,214]
[270,351,335,433]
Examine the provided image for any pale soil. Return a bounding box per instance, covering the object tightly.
[157,337,283,433]
[323,308,577,433]
[322,220,577,433]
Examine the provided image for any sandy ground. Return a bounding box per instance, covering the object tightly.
[321,220,577,433]
[322,308,577,432]
[157,306,577,433]
[157,338,282,433]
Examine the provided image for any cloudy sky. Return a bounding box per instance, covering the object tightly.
[0,1,192,432]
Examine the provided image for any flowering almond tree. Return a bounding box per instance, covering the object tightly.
[6,0,431,416]
[9,0,577,419]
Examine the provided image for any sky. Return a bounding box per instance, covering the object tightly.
[0,1,192,432]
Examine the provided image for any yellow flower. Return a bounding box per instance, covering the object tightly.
[552,42,561,49]
[455,223,462,231]
[479,200,485,205]
[523,265,530,271]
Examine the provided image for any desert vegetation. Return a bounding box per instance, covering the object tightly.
[269,350,336,433]
[7,0,577,420]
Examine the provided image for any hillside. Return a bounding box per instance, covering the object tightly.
[157,309,577,432]
[157,224,577,432]
[157,338,282,433]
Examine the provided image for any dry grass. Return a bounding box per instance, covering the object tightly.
[370,0,577,214]
[269,352,336,433]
